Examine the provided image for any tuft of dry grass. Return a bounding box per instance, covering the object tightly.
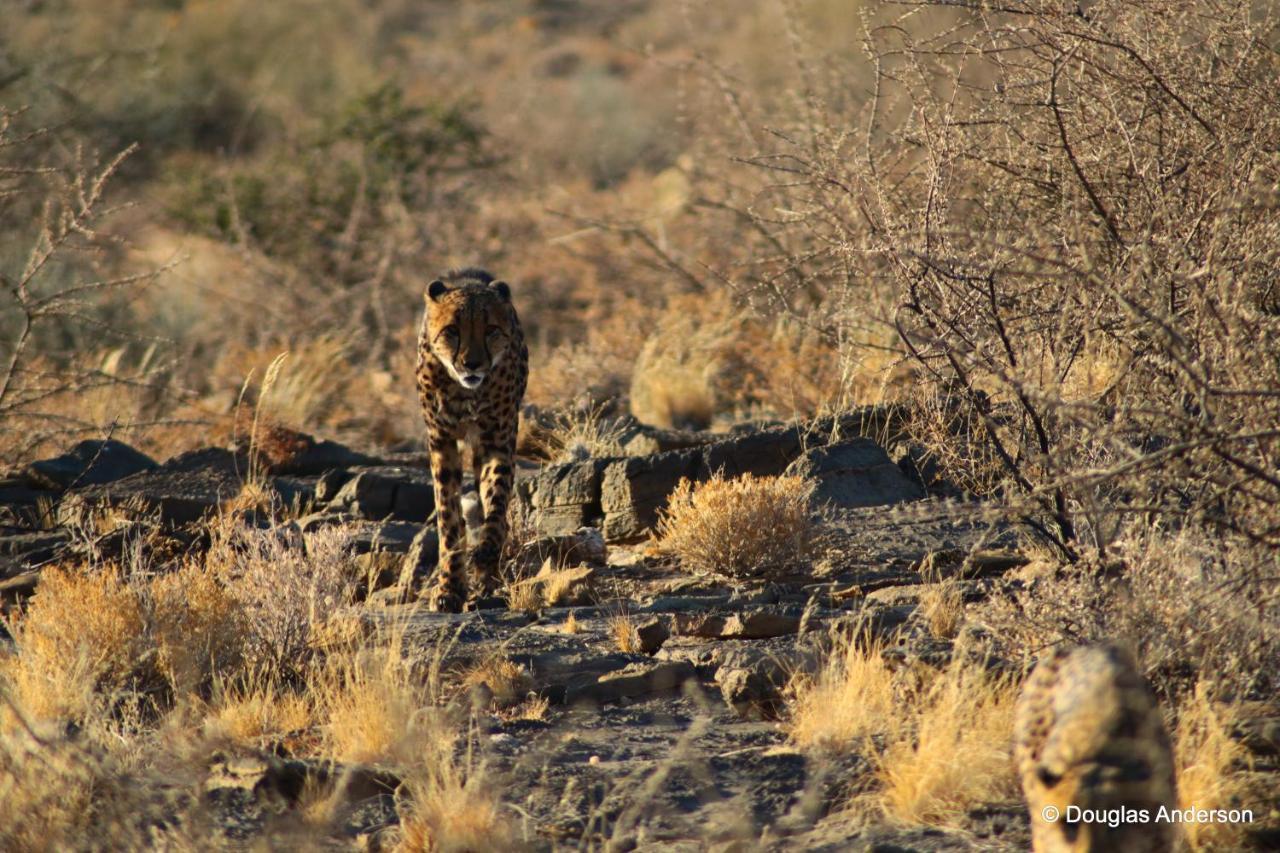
[870,665,1019,827]
[654,473,816,579]
[461,655,532,711]
[1175,686,1256,851]
[317,645,430,767]
[396,737,513,853]
[204,680,313,746]
[788,637,900,751]
[919,581,964,642]
[151,561,245,697]
[609,615,641,654]
[789,636,1019,828]
[544,403,630,463]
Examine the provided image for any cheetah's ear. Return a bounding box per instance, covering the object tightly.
[426,280,449,303]
[491,280,511,301]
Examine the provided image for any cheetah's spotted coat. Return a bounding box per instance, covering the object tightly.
[1014,643,1177,853]
[415,268,528,611]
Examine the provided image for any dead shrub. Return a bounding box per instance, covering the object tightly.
[654,473,816,579]
[2,565,154,722]
[977,528,1279,699]
[150,561,245,697]
[209,522,360,682]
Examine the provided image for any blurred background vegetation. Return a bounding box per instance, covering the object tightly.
[0,0,890,462]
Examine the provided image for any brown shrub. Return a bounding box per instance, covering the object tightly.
[2,565,154,722]
[654,473,817,579]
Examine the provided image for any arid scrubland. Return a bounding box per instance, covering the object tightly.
[2,1,1279,850]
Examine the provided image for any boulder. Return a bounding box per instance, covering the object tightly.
[599,448,701,540]
[58,447,246,527]
[25,439,156,490]
[516,459,608,536]
[784,438,924,509]
[325,467,433,522]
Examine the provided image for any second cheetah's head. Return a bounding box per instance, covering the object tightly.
[423,272,516,390]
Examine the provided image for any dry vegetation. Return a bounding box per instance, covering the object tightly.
[655,473,818,579]
[2,0,1279,848]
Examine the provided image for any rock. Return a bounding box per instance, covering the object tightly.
[58,447,246,527]
[634,617,670,654]
[715,654,792,719]
[398,525,440,591]
[0,530,70,568]
[25,439,156,490]
[354,552,407,597]
[698,426,804,480]
[267,438,381,476]
[517,459,608,536]
[911,548,1028,580]
[784,438,925,509]
[0,569,40,603]
[612,416,715,456]
[564,659,696,705]
[346,520,421,555]
[600,449,701,540]
[513,527,607,571]
[326,467,433,522]
[674,607,805,640]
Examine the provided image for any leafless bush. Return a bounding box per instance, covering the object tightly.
[651,1,1280,661]
[209,522,359,682]
[0,110,173,464]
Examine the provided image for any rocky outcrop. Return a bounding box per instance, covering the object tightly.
[518,409,924,541]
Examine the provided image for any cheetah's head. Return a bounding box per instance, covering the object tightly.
[423,275,516,390]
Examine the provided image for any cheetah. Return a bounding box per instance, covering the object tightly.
[1014,643,1178,853]
[415,268,528,612]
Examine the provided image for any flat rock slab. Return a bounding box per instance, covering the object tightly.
[564,659,697,706]
[320,466,434,522]
[785,438,924,509]
[58,447,247,526]
[673,607,805,640]
[25,439,156,490]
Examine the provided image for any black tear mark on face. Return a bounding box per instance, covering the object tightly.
[1037,766,1063,788]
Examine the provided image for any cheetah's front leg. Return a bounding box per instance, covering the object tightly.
[469,436,515,601]
[427,436,468,612]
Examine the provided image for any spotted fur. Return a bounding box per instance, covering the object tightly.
[1014,643,1178,853]
[415,268,528,612]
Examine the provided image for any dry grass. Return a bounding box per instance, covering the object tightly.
[609,615,642,654]
[204,680,313,746]
[789,636,1019,828]
[396,734,514,853]
[461,655,532,711]
[1175,686,1256,851]
[788,637,901,751]
[654,473,816,579]
[919,581,964,642]
[318,645,430,766]
[544,403,630,463]
[151,561,245,697]
[869,666,1019,827]
[209,522,360,681]
[1,565,152,723]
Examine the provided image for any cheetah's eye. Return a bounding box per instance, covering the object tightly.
[486,324,505,336]
[441,325,459,338]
